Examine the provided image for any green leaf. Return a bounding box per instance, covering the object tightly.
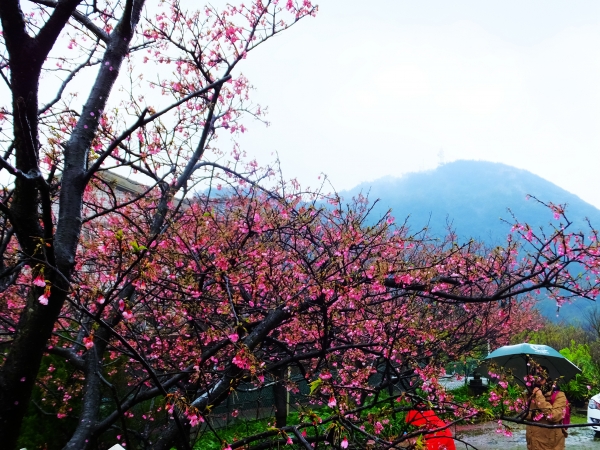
[129,240,146,252]
[308,378,323,395]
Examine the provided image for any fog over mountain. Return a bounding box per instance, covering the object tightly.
[343,160,600,322]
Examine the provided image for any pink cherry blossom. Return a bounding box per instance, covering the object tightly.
[38,293,49,306]
[33,275,46,287]
[83,336,94,350]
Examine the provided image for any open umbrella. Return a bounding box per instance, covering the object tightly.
[478,343,581,384]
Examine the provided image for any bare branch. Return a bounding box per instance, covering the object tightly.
[38,41,100,115]
[85,74,232,181]
[29,0,110,43]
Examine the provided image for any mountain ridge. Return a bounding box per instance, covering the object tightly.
[344,160,600,242]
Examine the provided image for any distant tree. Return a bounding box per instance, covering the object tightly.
[584,306,600,341]
[525,322,591,350]
[1,1,600,450]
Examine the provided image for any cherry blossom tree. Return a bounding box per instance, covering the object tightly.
[4,178,600,450]
[1,1,600,450]
[0,0,317,447]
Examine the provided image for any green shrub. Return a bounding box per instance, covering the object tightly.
[559,342,600,402]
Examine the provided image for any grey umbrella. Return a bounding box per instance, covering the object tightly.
[478,343,581,384]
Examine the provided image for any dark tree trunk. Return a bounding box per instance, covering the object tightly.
[0,1,144,447]
[62,321,115,450]
[273,367,289,428]
[0,8,54,444]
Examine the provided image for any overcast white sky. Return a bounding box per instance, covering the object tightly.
[231,0,600,208]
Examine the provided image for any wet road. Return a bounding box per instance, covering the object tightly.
[455,422,599,450]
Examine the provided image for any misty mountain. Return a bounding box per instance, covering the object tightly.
[342,160,600,322]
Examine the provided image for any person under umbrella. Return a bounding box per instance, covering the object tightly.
[526,365,567,450]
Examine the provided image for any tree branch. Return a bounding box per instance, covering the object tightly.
[0,0,33,54]
[32,0,110,41]
[35,0,106,56]
[38,40,100,114]
[46,345,84,370]
[85,74,232,181]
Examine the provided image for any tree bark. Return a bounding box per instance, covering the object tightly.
[0,2,70,445]
[0,1,144,447]
[62,318,116,450]
[273,366,289,428]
